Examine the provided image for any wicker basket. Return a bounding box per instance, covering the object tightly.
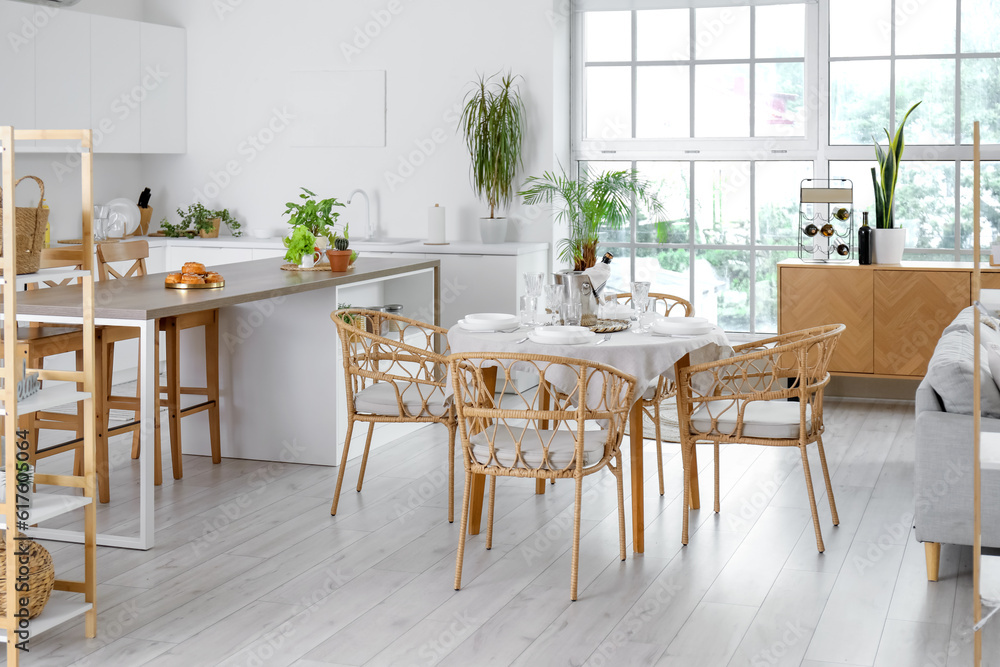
[0,176,48,275]
[0,538,55,618]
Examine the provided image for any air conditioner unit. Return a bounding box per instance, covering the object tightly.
[11,0,82,6]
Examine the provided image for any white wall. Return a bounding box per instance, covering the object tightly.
[139,0,569,246]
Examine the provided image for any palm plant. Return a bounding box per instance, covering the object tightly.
[520,166,665,270]
[871,101,921,229]
[460,71,525,219]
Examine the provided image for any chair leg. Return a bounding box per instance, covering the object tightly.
[681,438,692,546]
[925,542,941,582]
[486,475,496,550]
[570,473,583,601]
[454,471,473,591]
[164,319,183,480]
[615,453,626,561]
[654,402,665,496]
[447,421,456,523]
[355,422,375,492]
[799,444,825,553]
[204,312,222,465]
[816,434,839,526]
[330,417,356,515]
[713,442,720,514]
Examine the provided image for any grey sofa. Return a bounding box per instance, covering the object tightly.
[915,306,1000,580]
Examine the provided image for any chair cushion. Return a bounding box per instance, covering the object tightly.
[353,381,450,417]
[469,427,608,469]
[925,330,1000,418]
[691,399,812,439]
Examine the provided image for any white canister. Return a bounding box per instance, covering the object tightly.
[428,204,446,244]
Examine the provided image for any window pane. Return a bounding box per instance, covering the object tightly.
[891,162,956,249]
[755,62,805,137]
[895,59,955,144]
[830,0,891,57]
[896,0,956,55]
[636,66,690,138]
[695,248,750,332]
[830,60,890,145]
[960,161,1000,250]
[585,11,631,62]
[586,66,631,140]
[694,162,751,244]
[961,58,1000,145]
[962,0,1000,53]
[757,161,813,246]
[637,9,690,61]
[634,247,690,302]
[585,161,633,245]
[755,5,804,59]
[904,251,959,261]
[636,162,690,244]
[829,161,879,225]
[755,250,797,334]
[695,64,750,137]
[695,7,750,61]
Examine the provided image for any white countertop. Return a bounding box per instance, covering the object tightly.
[119,236,548,256]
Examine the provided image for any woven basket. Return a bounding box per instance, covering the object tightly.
[0,176,48,274]
[0,538,55,618]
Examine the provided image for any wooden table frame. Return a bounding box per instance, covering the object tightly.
[465,353,701,553]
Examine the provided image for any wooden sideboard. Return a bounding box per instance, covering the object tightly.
[777,260,1000,379]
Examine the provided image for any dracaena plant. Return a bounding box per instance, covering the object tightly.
[519,166,665,271]
[871,101,921,229]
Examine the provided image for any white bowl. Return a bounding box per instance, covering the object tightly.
[250,229,274,239]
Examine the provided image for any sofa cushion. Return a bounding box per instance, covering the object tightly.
[925,330,1000,418]
[942,305,1000,348]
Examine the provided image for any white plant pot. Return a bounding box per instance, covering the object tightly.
[873,227,906,264]
[479,217,508,244]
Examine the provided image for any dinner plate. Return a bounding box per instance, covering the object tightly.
[465,312,517,324]
[105,197,141,235]
[528,330,597,345]
[653,317,714,336]
[457,318,519,332]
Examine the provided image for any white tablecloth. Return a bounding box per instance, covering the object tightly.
[448,325,733,404]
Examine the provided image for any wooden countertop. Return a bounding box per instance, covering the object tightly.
[15,257,440,321]
[778,259,1000,271]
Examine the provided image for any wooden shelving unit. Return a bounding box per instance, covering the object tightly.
[0,127,97,664]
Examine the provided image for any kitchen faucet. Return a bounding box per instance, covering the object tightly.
[348,189,372,240]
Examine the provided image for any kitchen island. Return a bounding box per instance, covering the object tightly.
[14,256,440,548]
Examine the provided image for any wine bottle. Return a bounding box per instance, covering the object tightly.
[833,207,850,221]
[836,243,850,256]
[858,211,872,265]
[584,251,613,297]
[821,223,835,237]
[803,224,819,237]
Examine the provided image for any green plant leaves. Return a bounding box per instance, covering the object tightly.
[283,187,345,243]
[871,101,921,229]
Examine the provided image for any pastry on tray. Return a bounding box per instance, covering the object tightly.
[165,273,182,284]
[182,261,206,275]
[180,274,206,285]
[204,272,224,284]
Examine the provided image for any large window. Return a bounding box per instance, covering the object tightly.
[573,0,1000,334]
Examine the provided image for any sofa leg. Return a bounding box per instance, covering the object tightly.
[925,542,941,582]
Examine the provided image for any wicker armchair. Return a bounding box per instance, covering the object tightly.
[675,324,845,552]
[613,292,694,495]
[331,309,457,521]
[449,353,636,600]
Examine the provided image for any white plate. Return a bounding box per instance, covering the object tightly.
[533,325,590,337]
[464,313,517,323]
[653,317,713,335]
[528,330,596,345]
[105,198,141,235]
[458,318,519,332]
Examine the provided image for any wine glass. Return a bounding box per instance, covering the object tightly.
[522,273,545,324]
[543,283,564,325]
[631,281,651,333]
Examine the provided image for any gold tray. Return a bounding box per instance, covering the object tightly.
[165,280,225,290]
[589,318,631,333]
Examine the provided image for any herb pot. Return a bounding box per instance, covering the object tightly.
[326,249,352,272]
[200,217,222,239]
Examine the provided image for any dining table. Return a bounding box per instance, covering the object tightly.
[447,322,733,553]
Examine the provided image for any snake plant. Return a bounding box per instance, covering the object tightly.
[871,101,921,229]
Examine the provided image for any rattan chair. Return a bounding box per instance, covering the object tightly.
[613,291,693,495]
[331,309,457,521]
[450,353,636,600]
[675,323,845,552]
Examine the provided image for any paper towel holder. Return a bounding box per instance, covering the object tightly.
[424,203,450,245]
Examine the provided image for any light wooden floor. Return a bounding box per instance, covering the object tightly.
[8,398,998,666]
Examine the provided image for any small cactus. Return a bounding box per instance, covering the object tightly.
[334,237,349,251]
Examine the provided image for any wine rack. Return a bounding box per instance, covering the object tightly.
[798,179,854,263]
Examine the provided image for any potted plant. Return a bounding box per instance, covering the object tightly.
[459,71,525,244]
[283,225,317,267]
[519,165,665,270]
[326,223,353,272]
[283,188,345,251]
[871,101,921,264]
[160,203,242,238]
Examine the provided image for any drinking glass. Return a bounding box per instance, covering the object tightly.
[523,272,545,297]
[93,205,109,241]
[631,281,652,333]
[519,295,538,327]
[563,296,581,326]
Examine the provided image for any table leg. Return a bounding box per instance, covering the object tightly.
[467,366,497,535]
[673,354,700,510]
[629,400,644,554]
[535,379,550,496]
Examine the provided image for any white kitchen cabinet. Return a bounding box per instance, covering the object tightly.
[0,1,38,147]
[91,16,141,153]
[251,248,286,260]
[34,9,90,150]
[140,22,186,154]
[165,246,252,272]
